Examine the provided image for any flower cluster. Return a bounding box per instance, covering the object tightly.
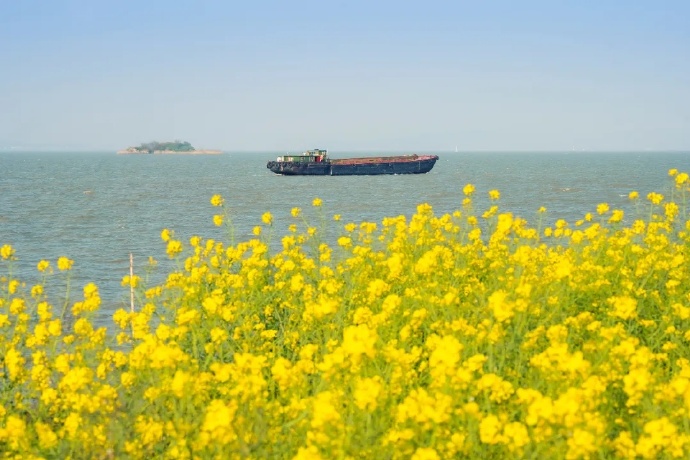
[1,170,690,458]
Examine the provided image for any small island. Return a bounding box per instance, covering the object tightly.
[117,140,222,155]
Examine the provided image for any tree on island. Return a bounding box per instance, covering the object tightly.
[134,140,195,153]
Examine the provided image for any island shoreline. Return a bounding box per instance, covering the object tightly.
[117,149,223,155]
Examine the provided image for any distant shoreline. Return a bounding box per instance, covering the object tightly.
[117,149,223,155]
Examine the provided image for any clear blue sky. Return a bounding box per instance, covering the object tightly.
[1,0,688,152]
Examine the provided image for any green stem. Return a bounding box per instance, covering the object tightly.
[60,275,72,320]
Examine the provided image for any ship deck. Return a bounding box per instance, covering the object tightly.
[329,154,435,165]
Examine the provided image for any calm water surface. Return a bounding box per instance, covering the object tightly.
[1,151,688,322]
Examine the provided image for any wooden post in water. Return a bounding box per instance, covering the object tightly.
[129,253,135,312]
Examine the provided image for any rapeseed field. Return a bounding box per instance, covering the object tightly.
[2,170,690,459]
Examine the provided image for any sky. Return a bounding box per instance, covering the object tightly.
[1,0,688,152]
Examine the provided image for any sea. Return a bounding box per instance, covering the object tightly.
[1,151,688,325]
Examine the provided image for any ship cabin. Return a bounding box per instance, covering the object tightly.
[276,149,328,163]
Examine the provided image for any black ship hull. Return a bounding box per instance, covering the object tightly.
[267,155,439,176]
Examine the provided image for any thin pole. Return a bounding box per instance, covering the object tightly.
[129,253,135,312]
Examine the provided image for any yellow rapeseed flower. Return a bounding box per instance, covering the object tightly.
[37,260,50,272]
[0,314,10,328]
[482,205,498,219]
[0,244,15,260]
[213,214,224,226]
[463,184,475,197]
[566,429,597,459]
[57,256,73,271]
[647,192,664,205]
[596,203,609,215]
[479,414,503,444]
[35,422,58,449]
[312,197,323,207]
[166,240,183,258]
[609,209,624,223]
[210,194,224,207]
[354,377,383,412]
[489,290,514,323]
[3,416,27,449]
[607,295,638,320]
[121,275,141,288]
[628,191,639,200]
[291,207,301,217]
[31,284,43,298]
[411,447,441,460]
[665,202,679,221]
[262,212,273,225]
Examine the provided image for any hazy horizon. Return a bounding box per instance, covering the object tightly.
[2,148,688,155]
[2,0,689,152]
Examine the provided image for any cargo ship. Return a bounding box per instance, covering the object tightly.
[267,149,439,176]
